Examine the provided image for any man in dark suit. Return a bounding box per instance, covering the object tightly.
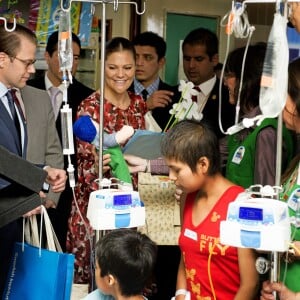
[129,31,179,131]
[0,23,66,296]
[180,27,235,138]
[27,31,94,251]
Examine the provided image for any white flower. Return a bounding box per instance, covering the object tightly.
[178,80,199,101]
[169,98,203,122]
[164,80,202,131]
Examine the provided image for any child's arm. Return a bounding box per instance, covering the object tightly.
[174,195,188,300]
[234,248,259,300]
[174,255,188,300]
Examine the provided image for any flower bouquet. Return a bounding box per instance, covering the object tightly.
[163,80,203,132]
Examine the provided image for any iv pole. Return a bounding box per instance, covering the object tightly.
[234,1,289,298]
[0,17,16,32]
[61,0,145,183]
[60,0,146,289]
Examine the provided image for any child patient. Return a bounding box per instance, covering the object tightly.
[82,228,157,300]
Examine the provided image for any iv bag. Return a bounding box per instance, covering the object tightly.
[58,10,73,75]
[259,13,288,120]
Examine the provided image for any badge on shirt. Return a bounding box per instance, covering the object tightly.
[231,146,245,165]
[184,228,198,241]
[287,188,300,212]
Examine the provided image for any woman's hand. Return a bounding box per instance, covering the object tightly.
[260,281,299,300]
[124,154,148,173]
[92,145,111,175]
[23,206,42,217]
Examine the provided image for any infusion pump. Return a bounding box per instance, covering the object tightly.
[87,189,145,230]
[220,193,291,252]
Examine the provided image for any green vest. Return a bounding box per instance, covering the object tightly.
[226,118,294,188]
[279,164,300,292]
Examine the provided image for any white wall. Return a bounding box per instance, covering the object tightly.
[96,0,271,61]
[94,0,271,83]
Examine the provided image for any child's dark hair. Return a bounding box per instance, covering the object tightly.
[225,42,267,114]
[161,120,221,175]
[95,228,157,297]
[288,57,300,116]
[281,57,300,184]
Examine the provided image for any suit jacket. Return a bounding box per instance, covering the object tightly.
[167,78,235,138]
[0,88,56,226]
[0,93,25,159]
[27,76,94,249]
[199,78,235,138]
[0,87,28,191]
[21,85,64,205]
[129,78,180,130]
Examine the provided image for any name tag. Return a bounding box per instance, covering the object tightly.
[184,228,197,241]
[231,146,245,165]
[287,188,300,212]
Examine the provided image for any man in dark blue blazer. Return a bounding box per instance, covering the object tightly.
[129,31,180,131]
[27,31,94,251]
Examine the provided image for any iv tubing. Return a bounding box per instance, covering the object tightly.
[0,17,16,32]
[97,2,106,182]
[61,0,146,15]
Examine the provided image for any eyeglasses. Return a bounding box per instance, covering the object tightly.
[11,56,36,68]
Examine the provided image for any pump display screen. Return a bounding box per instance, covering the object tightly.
[239,207,263,221]
[113,194,132,206]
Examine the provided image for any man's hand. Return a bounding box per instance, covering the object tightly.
[124,154,147,173]
[45,167,67,192]
[23,199,56,217]
[23,205,42,217]
[43,199,56,209]
[146,90,173,110]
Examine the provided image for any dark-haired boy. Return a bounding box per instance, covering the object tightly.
[83,229,157,300]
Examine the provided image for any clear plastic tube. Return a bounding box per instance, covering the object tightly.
[60,104,74,155]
